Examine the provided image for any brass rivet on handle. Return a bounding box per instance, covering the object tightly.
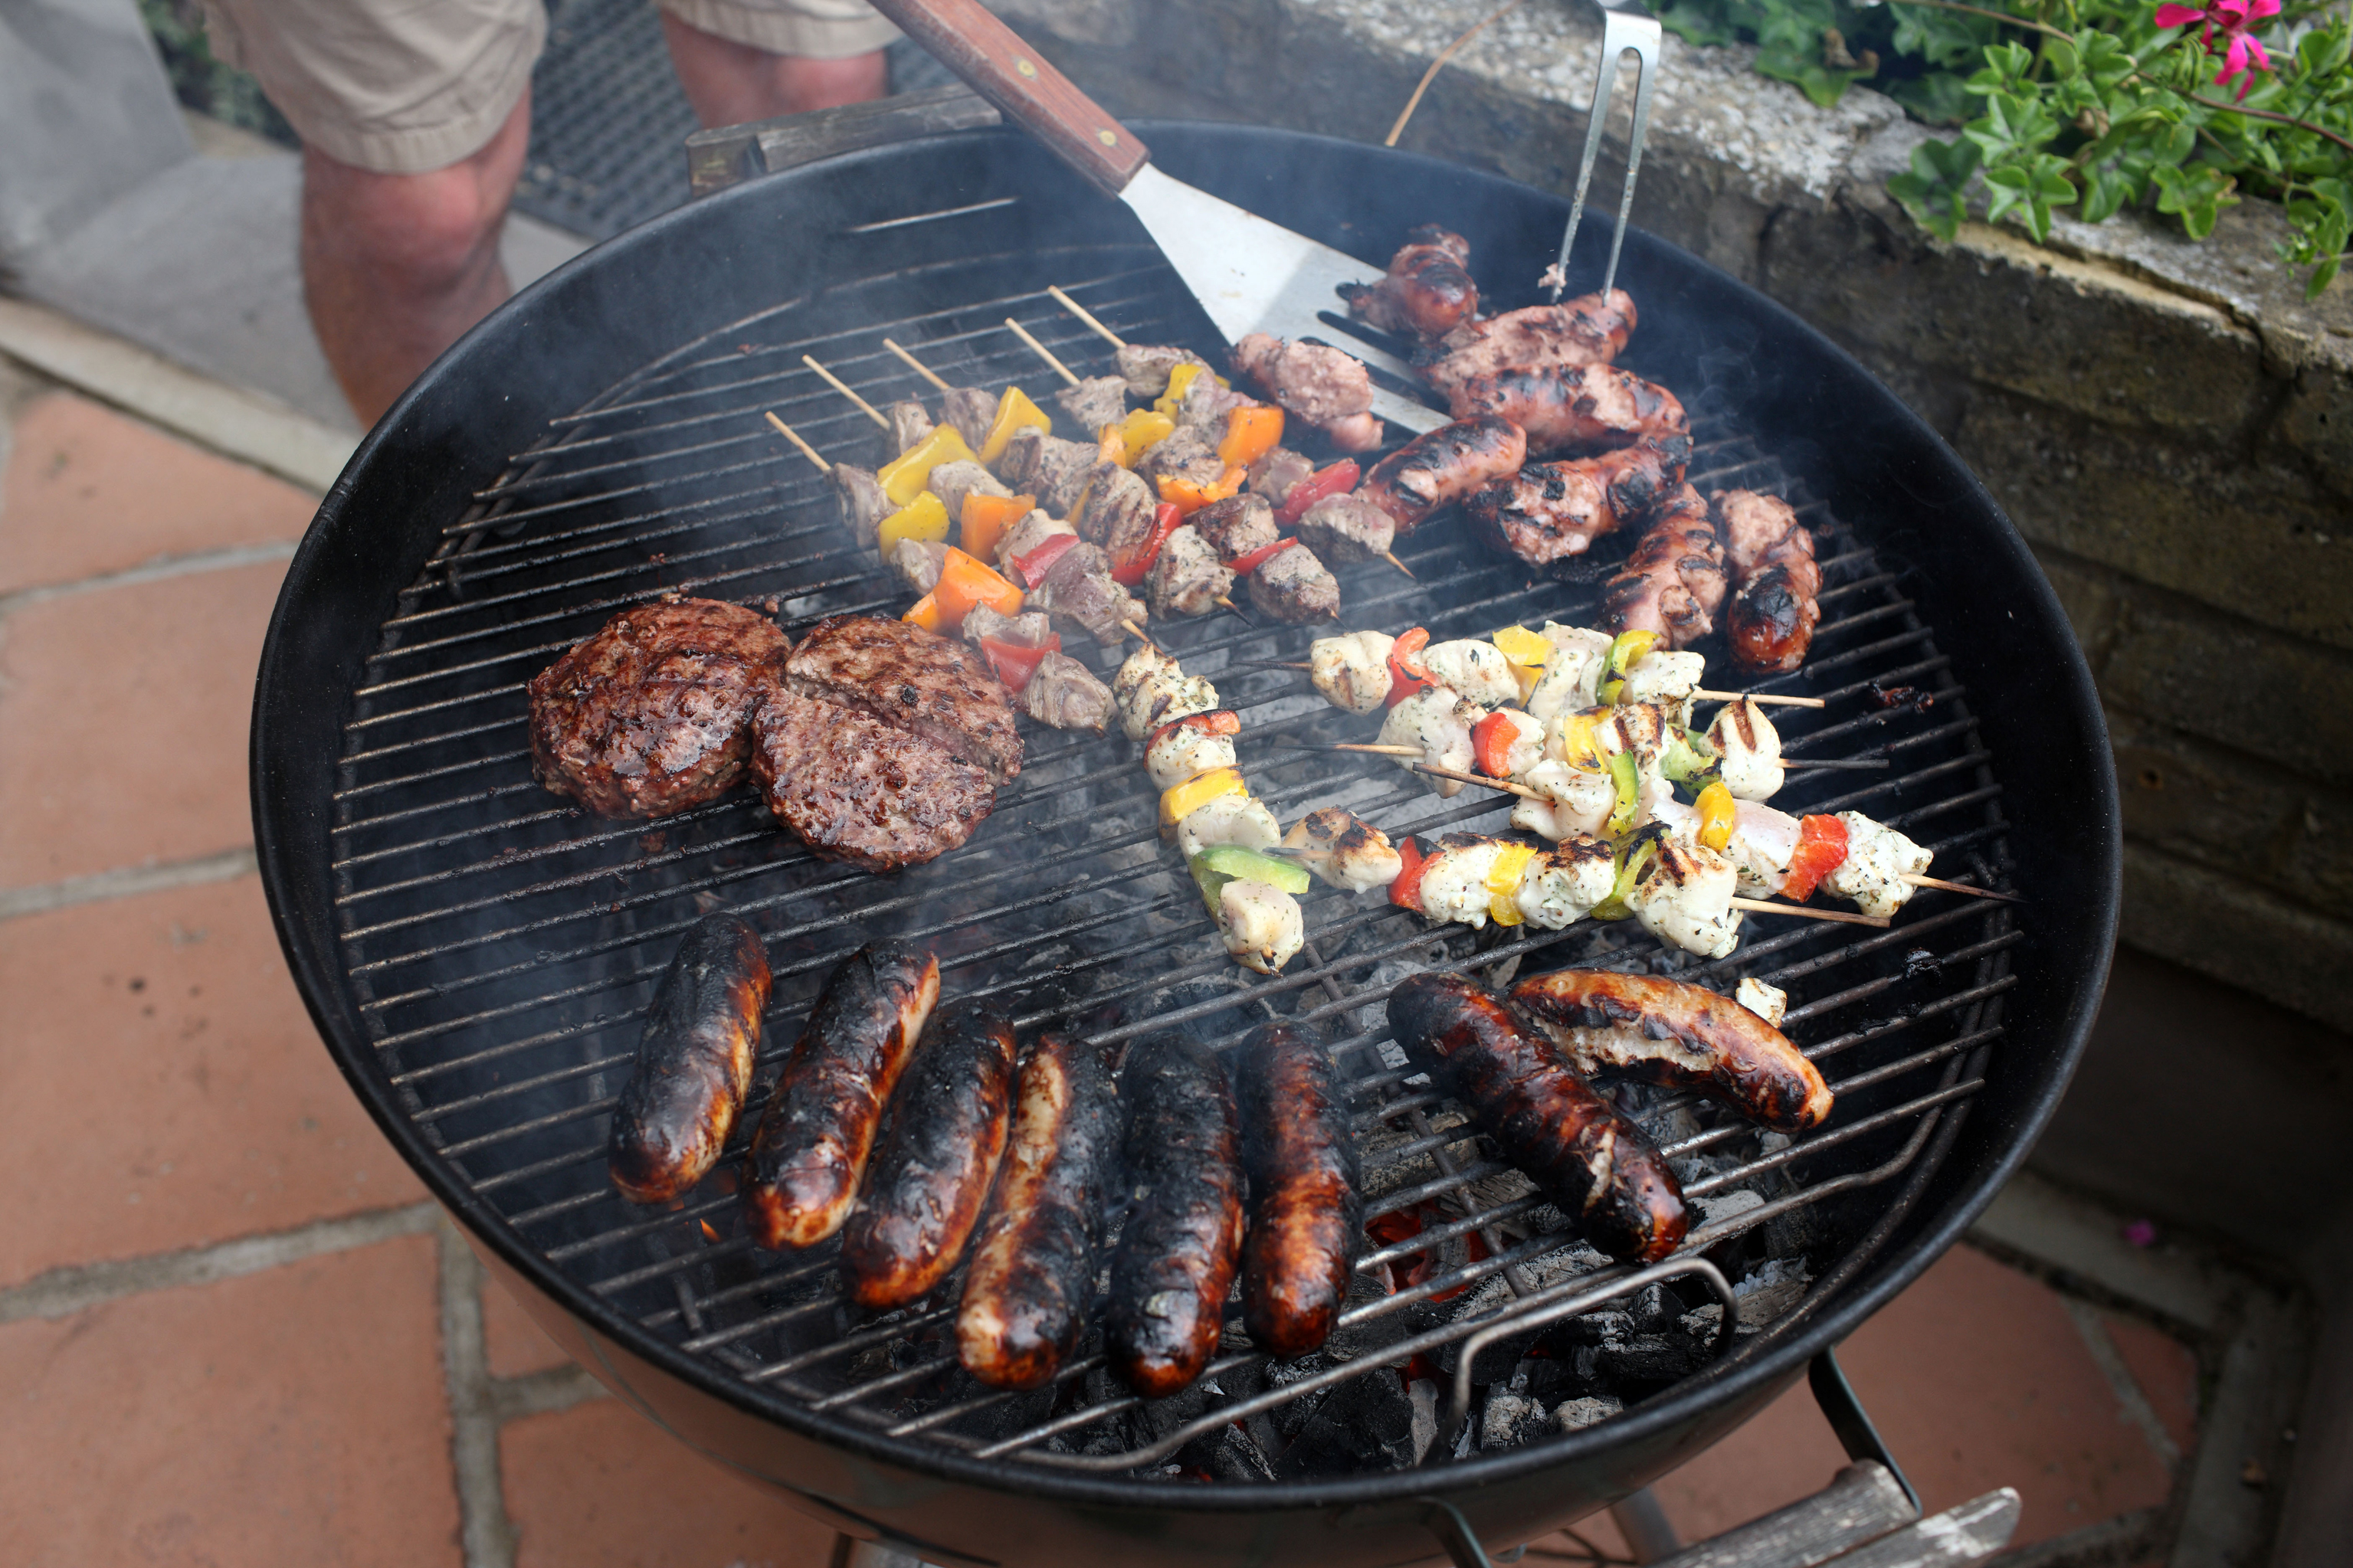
[1097,129,1117,147]
[1014,57,1037,77]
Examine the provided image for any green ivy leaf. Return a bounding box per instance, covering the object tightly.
[2081,166,2136,222]
[2152,163,2238,239]
[1890,70,1977,126]
[1886,136,1982,242]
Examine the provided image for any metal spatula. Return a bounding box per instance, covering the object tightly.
[862,0,1450,434]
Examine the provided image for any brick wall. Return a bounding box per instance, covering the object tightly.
[995,0,2353,1025]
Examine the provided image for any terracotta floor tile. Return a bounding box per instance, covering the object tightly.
[0,391,313,596]
[0,876,424,1287]
[0,558,283,885]
[2102,1311,2201,1457]
[0,1234,460,1568]
[1652,1245,2175,1549]
[483,1272,576,1380]
[502,1398,838,1568]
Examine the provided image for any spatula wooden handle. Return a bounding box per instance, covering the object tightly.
[863,0,1149,196]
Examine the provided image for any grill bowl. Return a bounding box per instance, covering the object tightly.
[252,123,2118,1566]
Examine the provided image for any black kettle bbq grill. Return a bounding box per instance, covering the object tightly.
[251,119,2119,1567]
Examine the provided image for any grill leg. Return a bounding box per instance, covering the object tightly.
[1609,1487,1681,1563]
[1808,1347,1921,1514]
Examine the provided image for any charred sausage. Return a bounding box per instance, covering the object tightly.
[609,915,772,1203]
[1235,1025,1360,1357]
[840,1001,1018,1310]
[1714,490,1823,675]
[1105,1038,1245,1397]
[1337,224,1480,340]
[1509,968,1834,1133]
[1465,434,1691,569]
[1422,290,1638,400]
[1386,973,1687,1265]
[955,1033,1124,1390]
[1360,416,1529,533]
[1445,363,1686,456]
[1602,485,1727,647]
[741,943,939,1249]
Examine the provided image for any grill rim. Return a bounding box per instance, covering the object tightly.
[251,121,2121,1517]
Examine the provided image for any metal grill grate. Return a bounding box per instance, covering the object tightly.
[330,209,2015,1480]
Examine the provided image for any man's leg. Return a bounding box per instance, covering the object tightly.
[299,89,534,426]
[660,11,886,126]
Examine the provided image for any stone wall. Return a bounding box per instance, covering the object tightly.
[991,0,2353,1026]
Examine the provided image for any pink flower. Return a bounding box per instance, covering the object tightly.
[2155,0,2279,99]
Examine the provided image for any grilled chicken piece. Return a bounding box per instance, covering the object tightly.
[1821,810,1932,918]
[1509,760,1615,842]
[1136,424,1225,489]
[1464,435,1690,568]
[1018,652,1115,732]
[997,427,1099,517]
[1379,687,1485,795]
[1422,290,1636,400]
[1055,375,1129,434]
[1246,542,1340,624]
[1627,836,1742,958]
[887,399,934,454]
[1509,968,1834,1132]
[1283,807,1403,894]
[1420,639,1521,707]
[1513,836,1620,925]
[889,538,949,595]
[1447,363,1686,456]
[1736,977,1788,1028]
[1145,711,1239,790]
[1111,646,1217,740]
[1230,333,1382,453]
[1175,793,1282,863]
[939,386,998,450]
[1337,224,1480,339]
[1295,493,1394,565]
[1716,489,1823,675]
[1247,446,1316,508]
[831,464,892,551]
[1620,649,1706,712]
[1115,343,1214,398]
[1220,880,1305,974]
[1524,624,1614,721]
[1308,629,1396,715]
[1709,698,1784,800]
[1189,493,1278,563]
[1359,416,1528,532]
[926,460,1010,531]
[1603,486,1727,648]
[1145,524,1234,619]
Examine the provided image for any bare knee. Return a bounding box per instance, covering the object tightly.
[305,151,510,298]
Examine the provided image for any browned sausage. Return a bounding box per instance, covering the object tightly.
[1509,969,1834,1133]
[1421,290,1637,399]
[1105,1038,1244,1397]
[1359,416,1529,533]
[1602,485,1726,647]
[955,1033,1123,1390]
[1465,434,1691,569]
[1445,363,1686,456]
[1714,489,1823,675]
[840,1001,1018,1310]
[1386,972,1687,1265]
[741,943,939,1249]
[609,915,771,1203]
[1235,1024,1360,1357]
[1337,224,1480,340]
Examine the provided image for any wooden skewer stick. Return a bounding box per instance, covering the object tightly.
[802,356,884,427]
[1214,594,1243,613]
[1781,758,1889,771]
[1121,618,1158,649]
[1047,285,1126,349]
[1383,551,1417,579]
[1695,689,1827,709]
[1268,740,1422,757]
[1901,873,2024,903]
[1004,318,1079,385]
[1728,897,1890,928]
[882,338,954,393]
[1414,762,1544,800]
[763,411,829,473]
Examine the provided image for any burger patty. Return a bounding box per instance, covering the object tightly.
[752,687,998,872]
[527,598,789,818]
[785,614,1023,786]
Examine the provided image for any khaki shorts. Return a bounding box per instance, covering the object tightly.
[202,0,900,175]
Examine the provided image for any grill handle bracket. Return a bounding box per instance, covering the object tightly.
[1808,1348,1920,1515]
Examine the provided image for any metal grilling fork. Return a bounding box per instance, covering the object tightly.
[1548,0,1664,302]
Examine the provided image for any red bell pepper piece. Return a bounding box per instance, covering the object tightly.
[1146,709,1242,749]
[1273,460,1360,527]
[1111,502,1185,587]
[1389,836,1428,911]
[1471,711,1522,777]
[1225,535,1298,578]
[980,632,1060,692]
[1385,627,1431,708]
[1780,813,1851,902]
[1008,531,1080,589]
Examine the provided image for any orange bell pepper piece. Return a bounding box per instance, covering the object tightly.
[932,546,1025,627]
[959,492,1034,565]
[901,591,943,633]
[1156,466,1247,517]
[1217,405,1285,470]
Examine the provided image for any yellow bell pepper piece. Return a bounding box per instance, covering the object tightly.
[877,426,976,506]
[1154,362,1205,417]
[1696,780,1737,852]
[1486,843,1538,926]
[978,386,1053,466]
[1491,625,1554,702]
[875,490,950,554]
[1103,409,1175,469]
[1158,767,1247,832]
[901,591,942,632]
[1556,709,1607,771]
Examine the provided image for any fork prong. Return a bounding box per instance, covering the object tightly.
[1548,4,1663,302]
